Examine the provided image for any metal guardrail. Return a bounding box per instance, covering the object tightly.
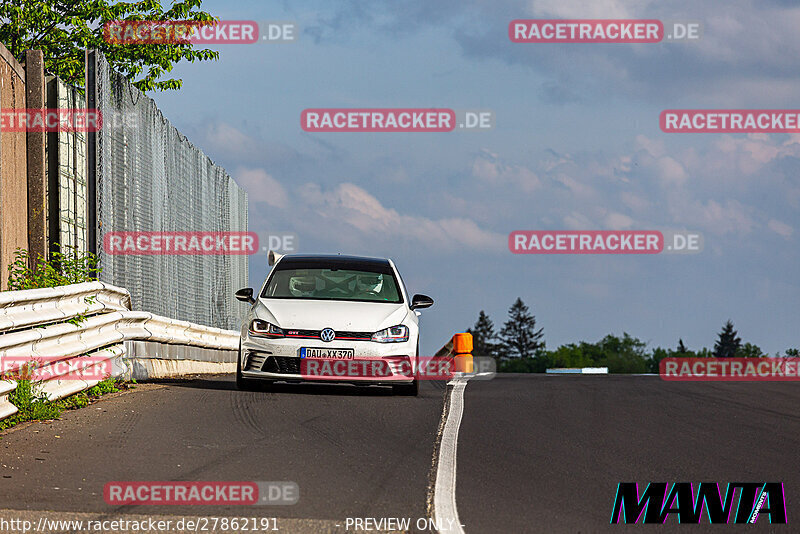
[0,282,238,420]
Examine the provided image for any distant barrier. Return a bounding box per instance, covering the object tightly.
[0,282,238,420]
[546,367,609,374]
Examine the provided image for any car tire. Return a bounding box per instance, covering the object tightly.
[393,344,420,396]
[236,344,259,391]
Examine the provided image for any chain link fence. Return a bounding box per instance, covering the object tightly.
[88,51,248,330]
[45,76,88,254]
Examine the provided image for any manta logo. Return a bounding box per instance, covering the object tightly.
[611,482,787,524]
[320,328,336,342]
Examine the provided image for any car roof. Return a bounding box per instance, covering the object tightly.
[275,254,393,270]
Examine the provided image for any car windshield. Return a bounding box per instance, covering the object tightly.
[262,267,403,303]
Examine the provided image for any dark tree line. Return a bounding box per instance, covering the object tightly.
[467,298,546,362]
[468,303,798,373]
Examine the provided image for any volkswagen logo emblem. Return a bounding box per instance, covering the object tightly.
[320,328,336,342]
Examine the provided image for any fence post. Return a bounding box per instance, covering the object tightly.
[25,49,47,264]
[85,50,98,256]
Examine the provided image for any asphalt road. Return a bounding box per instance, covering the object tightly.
[0,377,447,533]
[2,374,799,533]
[456,375,800,533]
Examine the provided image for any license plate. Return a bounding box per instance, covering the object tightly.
[301,347,355,359]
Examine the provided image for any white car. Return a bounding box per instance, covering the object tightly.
[235,252,434,395]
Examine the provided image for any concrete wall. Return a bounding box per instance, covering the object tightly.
[123,340,236,380]
[0,43,28,289]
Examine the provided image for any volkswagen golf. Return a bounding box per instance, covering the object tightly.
[234,252,434,395]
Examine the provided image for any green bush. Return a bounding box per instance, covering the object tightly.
[58,377,121,409]
[7,377,61,421]
[0,377,126,433]
[7,245,101,291]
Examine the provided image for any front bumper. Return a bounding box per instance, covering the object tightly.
[240,336,416,384]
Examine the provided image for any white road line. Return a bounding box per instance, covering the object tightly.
[433,374,469,534]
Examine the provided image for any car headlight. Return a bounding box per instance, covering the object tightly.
[250,319,284,338]
[372,325,409,343]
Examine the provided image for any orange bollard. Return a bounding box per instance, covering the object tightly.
[453,332,473,354]
[453,333,473,373]
[454,354,473,373]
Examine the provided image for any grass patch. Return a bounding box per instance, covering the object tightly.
[0,377,132,433]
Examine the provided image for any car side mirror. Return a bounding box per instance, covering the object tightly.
[235,287,255,304]
[410,294,434,310]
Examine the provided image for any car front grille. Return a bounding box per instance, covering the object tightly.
[283,329,373,341]
[263,356,301,374]
[260,356,395,378]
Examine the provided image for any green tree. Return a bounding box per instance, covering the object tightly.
[548,343,593,369]
[593,333,648,374]
[499,298,545,359]
[736,342,765,358]
[713,320,741,358]
[0,0,218,91]
[696,347,712,358]
[467,310,500,359]
[497,357,544,373]
[647,347,672,374]
[677,338,688,354]
[785,348,800,357]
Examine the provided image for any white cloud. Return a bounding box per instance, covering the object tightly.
[199,122,259,157]
[527,0,651,18]
[768,219,794,237]
[655,156,688,187]
[472,151,542,192]
[620,192,651,212]
[671,199,756,236]
[635,135,665,158]
[562,211,594,230]
[604,212,634,230]
[298,182,504,252]
[233,167,289,209]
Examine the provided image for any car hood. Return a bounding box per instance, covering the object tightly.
[255,298,409,332]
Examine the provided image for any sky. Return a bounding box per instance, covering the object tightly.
[148,0,800,356]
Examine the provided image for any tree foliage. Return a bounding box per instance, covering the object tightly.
[735,342,765,358]
[467,310,500,359]
[0,0,218,91]
[499,298,545,359]
[471,301,774,373]
[713,320,741,358]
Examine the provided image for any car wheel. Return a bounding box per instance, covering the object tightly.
[236,344,259,391]
[393,344,419,396]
